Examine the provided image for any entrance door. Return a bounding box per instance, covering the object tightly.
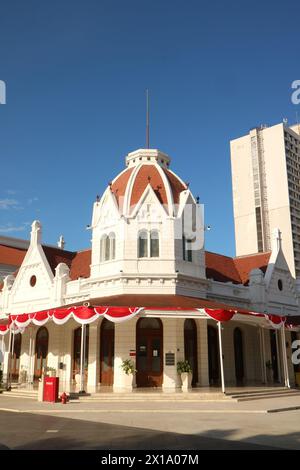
[184,319,198,387]
[73,325,89,381]
[270,330,279,383]
[34,327,48,379]
[234,327,244,385]
[11,333,22,382]
[100,319,115,386]
[207,325,220,386]
[136,318,163,387]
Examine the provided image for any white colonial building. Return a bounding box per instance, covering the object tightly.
[1,148,300,394]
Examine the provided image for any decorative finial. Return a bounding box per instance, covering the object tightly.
[147,175,151,183]
[196,196,200,204]
[185,182,190,188]
[96,195,100,202]
[57,235,65,250]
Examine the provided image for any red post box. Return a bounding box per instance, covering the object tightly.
[43,377,59,402]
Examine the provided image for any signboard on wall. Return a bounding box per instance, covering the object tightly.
[165,352,175,366]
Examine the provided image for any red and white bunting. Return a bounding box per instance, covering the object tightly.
[0,305,295,335]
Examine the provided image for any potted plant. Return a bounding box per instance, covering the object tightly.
[20,365,28,383]
[120,359,136,388]
[265,360,273,383]
[177,360,193,391]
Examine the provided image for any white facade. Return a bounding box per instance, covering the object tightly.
[0,148,299,393]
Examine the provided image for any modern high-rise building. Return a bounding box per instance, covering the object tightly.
[230,122,300,278]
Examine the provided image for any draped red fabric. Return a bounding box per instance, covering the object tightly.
[267,314,285,325]
[0,304,292,335]
[204,308,235,322]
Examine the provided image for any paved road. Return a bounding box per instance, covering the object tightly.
[1,395,300,450]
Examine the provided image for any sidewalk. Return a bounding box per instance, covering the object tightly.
[1,393,300,449]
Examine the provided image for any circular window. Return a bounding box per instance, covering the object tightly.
[30,275,37,287]
[278,279,283,291]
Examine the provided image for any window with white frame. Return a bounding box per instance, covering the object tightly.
[100,232,116,261]
[150,230,159,257]
[138,230,159,258]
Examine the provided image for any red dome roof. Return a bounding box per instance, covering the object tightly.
[109,159,187,214]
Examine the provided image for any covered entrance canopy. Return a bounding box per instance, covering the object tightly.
[0,294,298,393]
[0,294,299,334]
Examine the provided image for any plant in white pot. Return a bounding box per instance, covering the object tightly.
[120,359,136,388]
[177,360,193,391]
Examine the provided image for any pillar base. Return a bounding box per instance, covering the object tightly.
[162,385,182,393]
[113,384,133,393]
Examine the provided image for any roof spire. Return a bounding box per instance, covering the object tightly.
[146,88,150,149]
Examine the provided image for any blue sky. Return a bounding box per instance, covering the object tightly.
[0,0,299,255]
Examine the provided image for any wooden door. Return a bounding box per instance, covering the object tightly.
[34,327,48,379]
[100,319,115,386]
[207,325,220,386]
[136,318,163,387]
[184,319,198,387]
[270,330,279,382]
[11,333,22,381]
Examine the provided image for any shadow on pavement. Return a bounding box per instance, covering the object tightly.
[0,411,288,450]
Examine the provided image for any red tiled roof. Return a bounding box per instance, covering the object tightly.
[111,167,134,205]
[69,249,91,280]
[163,168,186,204]
[233,252,271,284]
[205,251,271,285]
[42,246,75,274]
[205,252,241,284]
[42,246,91,280]
[130,165,168,206]
[111,164,186,210]
[0,244,27,266]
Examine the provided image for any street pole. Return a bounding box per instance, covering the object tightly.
[218,321,226,394]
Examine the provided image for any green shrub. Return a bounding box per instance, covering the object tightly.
[177,360,192,374]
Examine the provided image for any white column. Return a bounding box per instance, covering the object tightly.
[113,319,137,393]
[281,326,290,388]
[197,319,209,387]
[162,318,182,392]
[275,330,282,383]
[87,323,99,393]
[259,327,267,383]
[8,330,15,388]
[79,323,85,393]
[218,322,225,394]
[30,333,35,384]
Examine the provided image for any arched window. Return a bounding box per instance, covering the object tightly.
[100,235,108,262]
[138,230,148,258]
[182,236,192,262]
[150,230,159,257]
[100,233,116,261]
[109,232,116,260]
